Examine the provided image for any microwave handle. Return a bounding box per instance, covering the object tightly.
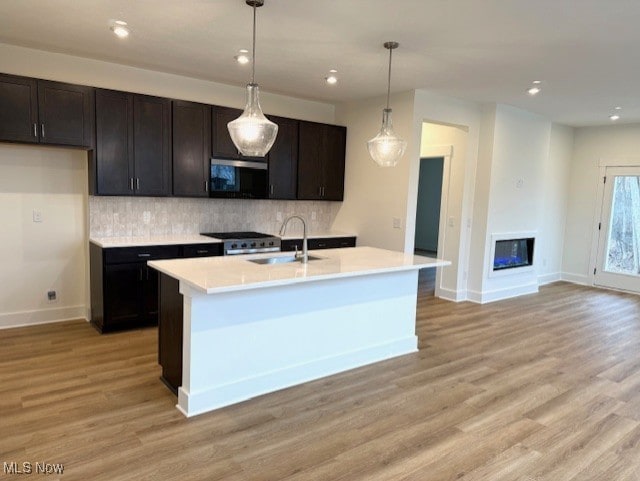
[211,158,268,170]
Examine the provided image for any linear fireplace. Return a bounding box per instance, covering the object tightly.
[489,232,536,277]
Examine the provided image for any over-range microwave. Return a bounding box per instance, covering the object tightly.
[209,158,268,199]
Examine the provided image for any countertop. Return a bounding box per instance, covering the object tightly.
[89,231,357,248]
[90,234,223,248]
[148,246,450,294]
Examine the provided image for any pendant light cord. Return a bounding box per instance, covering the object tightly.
[386,46,392,110]
[251,2,257,84]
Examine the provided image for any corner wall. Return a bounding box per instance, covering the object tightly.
[0,144,88,328]
[563,123,640,283]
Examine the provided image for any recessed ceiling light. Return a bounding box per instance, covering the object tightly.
[610,114,620,121]
[325,69,338,85]
[527,86,541,96]
[532,80,541,84]
[615,106,622,110]
[110,20,130,38]
[234,49,250,65]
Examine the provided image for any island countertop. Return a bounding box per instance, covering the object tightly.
[148,246,450,295]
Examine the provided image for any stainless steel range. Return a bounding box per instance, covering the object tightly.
[200,231,281,255]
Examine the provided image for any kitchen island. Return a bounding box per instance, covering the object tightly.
[149,246,449,417]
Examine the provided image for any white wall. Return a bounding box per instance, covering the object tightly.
[332,91,416,251]
[412,91,482,300]
[540,123,573,284]
[563,123,640,282]
[0,43,339,328]
[0,144,88,328]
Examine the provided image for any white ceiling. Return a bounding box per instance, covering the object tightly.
[0,0,639,126]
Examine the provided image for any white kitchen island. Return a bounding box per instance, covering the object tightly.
[149,246,449,417]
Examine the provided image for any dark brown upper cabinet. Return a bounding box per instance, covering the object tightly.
[172,100,211,197]
[0,73,94,148]
[267,115,298,200]
[211,105,266,161]
[92,89,171,196]
[211,105,242,159]
[298,121,346,201]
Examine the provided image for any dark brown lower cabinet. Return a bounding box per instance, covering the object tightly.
[158,273,183,393]
[280,236,356,252]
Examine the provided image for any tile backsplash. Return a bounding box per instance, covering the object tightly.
[89,196,342,238]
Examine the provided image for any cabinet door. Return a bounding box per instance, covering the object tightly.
[133,95,171,196]
[212,106,243,159]
[0,74,38,143]
[297,121,324,200]
[141,265,159,323]
[172,100,211,197]
[37,80,94,147]
[95,89,134,195]
[321,124,346,201]
[268,116,298,199]
[103,263,143,328]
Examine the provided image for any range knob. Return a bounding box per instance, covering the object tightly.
[250,242,257,248]
[260,242,265,247]
[268,241,274,246]
[241,243,247,248]
[231,243,238,249]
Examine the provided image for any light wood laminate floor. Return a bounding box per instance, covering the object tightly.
[2,281,640,480]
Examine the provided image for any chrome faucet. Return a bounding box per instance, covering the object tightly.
[279,215,308,263]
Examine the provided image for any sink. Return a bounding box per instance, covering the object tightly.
[248,255,323,265]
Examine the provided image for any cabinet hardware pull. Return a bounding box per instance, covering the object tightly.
[205,181,209,192]
[318,186,322,196]
[270,184,274,195]
[196,250,208,254]
[41,124,45,138]
[318,243,326,248]
[138,253,151,257]
[138,268,143,281]
[136,178,140,190]
[33,123,37,137]
[130,178,134,190]
[146,267,149,281]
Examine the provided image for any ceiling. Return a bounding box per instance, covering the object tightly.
[0,0,639,126]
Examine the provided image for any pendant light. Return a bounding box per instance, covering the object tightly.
[227,0,278,157]
[367,41,407,167]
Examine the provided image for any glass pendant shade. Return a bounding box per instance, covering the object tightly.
[367,108,407,167]
[228,83,278,157]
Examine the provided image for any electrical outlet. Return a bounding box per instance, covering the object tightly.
[142,211,151,224]
[393,217,401,229]
[311,211,317,221]
[33,209,43,223]
[516,178,524,189]
[448,216,455,227]
[47,290,57,302]
[276,211,283,222]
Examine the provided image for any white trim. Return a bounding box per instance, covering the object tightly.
[437,287,467,302]
[488,231,537,278]
[466,283,539,304]
[538,272,562,285]
[588,166,607,286]
[178,337,417,417]
[418,144,454,298]
[0,305,87,329]
[598,157,640,167]
[561,272,591,285]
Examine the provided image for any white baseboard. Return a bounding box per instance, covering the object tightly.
[436,287,467,302]
[561,272,591,286]
[538,272,562,286]
[466,282,539,304]
[0,305,87,329]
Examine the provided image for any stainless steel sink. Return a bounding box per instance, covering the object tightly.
[248,255,323,265]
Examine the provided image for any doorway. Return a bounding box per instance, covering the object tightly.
[415,157,444,257]
[594,166,640,293]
